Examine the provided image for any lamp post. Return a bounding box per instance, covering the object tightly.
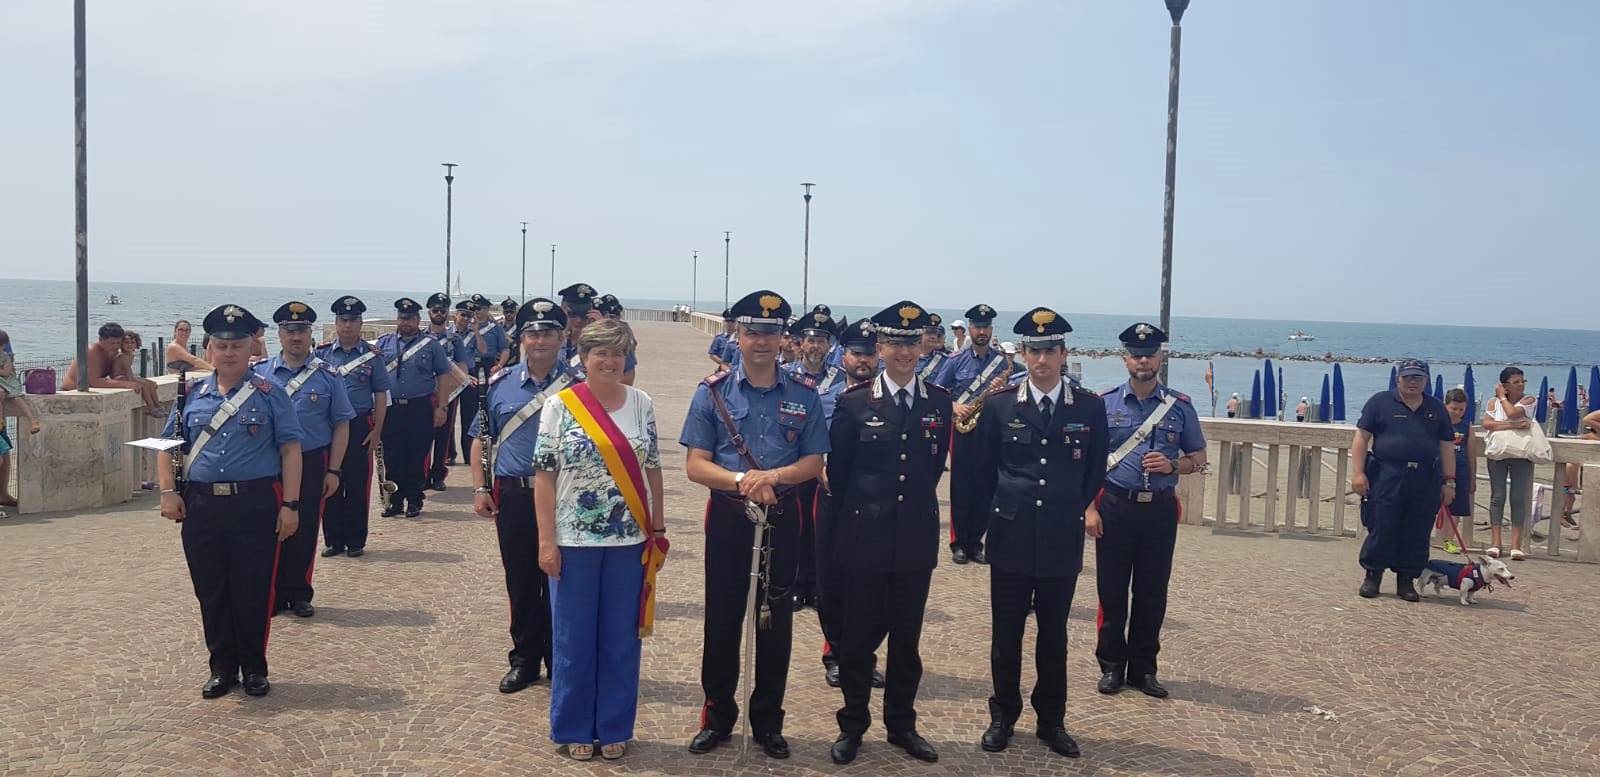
[722,231,731,310]
[519,221,528,304]
[691,250,699,313]
[800,183,814,311]
[442,162,458,296]
[72,0,89,391]
[549,244,557,297]
[1157,0,1190,383]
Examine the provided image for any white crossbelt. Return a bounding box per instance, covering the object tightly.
[284,359,324,397]
[956,353,1005,405]
[183,382,260,478]
[1106,393,1179,473]
[385,337,433,373]
[495,374,575,449]
[333,350,376,377]
[817,365,842,394]
[918,352,947,381]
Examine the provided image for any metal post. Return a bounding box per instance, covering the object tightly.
[73,0,90,392]
[520,221,528,304]
[691,250,699,313]
[442,163,457,296]
[801,183,814,312]
[155,336,165,373]
[1158,0,1190,383]
[723,231,731,310]
[549,245,557,297]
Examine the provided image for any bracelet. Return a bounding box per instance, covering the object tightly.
[160,489,178,494]
[474,487,492,495]
[653,527,667,534]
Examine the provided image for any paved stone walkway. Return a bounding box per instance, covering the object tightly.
[3,321,1598,776]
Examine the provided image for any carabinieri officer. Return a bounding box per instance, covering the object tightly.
[423,292,465,490]
[681,290,828,760]
[972,307,1106,759]
[822,301,951,765]
[255,302,355,619]
[377,298,455,518]
[158,304,304,699]
[930,303,1007,565]
[458,293,509,479]
[1092,323,1206,701]
[316,296,390,557]
[1351,358,1456,602]
[781,309,838,610]
[470,299,577,693]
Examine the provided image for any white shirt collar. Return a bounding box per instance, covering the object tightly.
[881,372,911,399]
[1029,379,1063,410]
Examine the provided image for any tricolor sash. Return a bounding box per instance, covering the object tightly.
[556,382,669,638]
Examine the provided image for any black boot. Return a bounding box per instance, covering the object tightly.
[1358,569,1381,598]
[1395,575,1420,602]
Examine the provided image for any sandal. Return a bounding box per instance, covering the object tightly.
[1485,547,1500,559]
[568,744,594,761]
[1510,549,1525,561]
[601,743,627,760]
[1562,512,1579,529]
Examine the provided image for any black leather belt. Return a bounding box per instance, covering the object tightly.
[1103,486,1175,504]
[496,475,535,489]
[185,478,276,497]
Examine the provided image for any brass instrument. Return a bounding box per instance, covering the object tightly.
[955,382,1011,434]
[374,442,398,500]
[477,365,493,487]
[173,368,189,491]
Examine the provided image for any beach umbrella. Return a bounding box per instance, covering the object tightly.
[1535,376,1549,424]
[1589,366,1599,413]
[1433,374,1445,401]
[1318,374,1331,422]
[1250,370,1262,419]
[1388,365,1397,391]
[1278,366,1285,420]
[1463,365,1478,425]
[1263,360,1277,419]
[1332,363,1346,422]
[1560,367,1580,435]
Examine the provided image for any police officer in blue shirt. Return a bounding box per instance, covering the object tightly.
[930,303,1008,564]
[469,298,576,693]
[780,310,837,611]
[915,313,951,382]
[1352,358,1457,601]
[455,294,508,481]
[709,310,736,370]
[424,293,467,490]
[1091,323,1206,701]
[157,304,304,699]
[316,296,391,557]
[681,290,829,759]
[255,302,356,618]
[499,297,519,335]
[377,298,455,517]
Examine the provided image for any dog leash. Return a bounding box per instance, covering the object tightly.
[1435,502,1495,593]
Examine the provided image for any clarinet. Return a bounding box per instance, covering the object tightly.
[478,364,493,488]
[173,367,189,493]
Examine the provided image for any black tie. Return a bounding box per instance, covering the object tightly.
[896,388,911,412]
[1040,395,1054,426]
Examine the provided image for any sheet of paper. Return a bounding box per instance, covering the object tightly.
[126,437,184,452]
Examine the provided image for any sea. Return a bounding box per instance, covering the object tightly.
[4,278,1596,420]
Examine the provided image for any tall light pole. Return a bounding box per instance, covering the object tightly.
[442,162,458,297]
[722,231,731,310]
[549,244,557,297]
[519,221,528,304]
[800,183,814,311]
[72,0,89,392]
[691,250,699,313]
[1158,0,1191,383]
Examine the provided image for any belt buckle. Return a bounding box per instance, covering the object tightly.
[1135,490,1154,503]
[211,483,235,496]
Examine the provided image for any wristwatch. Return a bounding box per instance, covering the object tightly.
[282,500,301,511]
[734,472,747,487]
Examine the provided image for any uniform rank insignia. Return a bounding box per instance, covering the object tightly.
[865,417,886,428]
[778,400,808,418]
[1167,431,1178,443]
[309,390,320,403]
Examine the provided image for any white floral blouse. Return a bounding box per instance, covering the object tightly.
[532,386,660,547]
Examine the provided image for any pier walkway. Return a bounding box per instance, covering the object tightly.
[2,321,1597,776]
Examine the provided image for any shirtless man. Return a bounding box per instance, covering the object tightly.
[62,323,163,416]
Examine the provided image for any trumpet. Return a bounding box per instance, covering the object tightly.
[374,442,399,500]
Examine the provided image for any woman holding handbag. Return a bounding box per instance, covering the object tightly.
[1481,367,1548,561]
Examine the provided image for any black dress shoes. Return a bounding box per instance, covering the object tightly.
[887,731,938,762]
[752,732,790,759]
[405,504,421,518]
[952,547,970,565]
[980,721,1013,752]
[825,663,841,687]
[432,478,448,492]
[201,673,236,699]
[1035,726,1080,758]
[347,547,365,558]
[1396,576,1420,602]
[499,665,535,693]
[687,729,730,754]
[971,547,988,565]
[321,546,346,558]
[1131,674,1169,698]
[242,673,270,696]
[288,600,315,618]
[381,503,402,518]
[831,733,862,764]
[1359,570,1381,598]
[1097,668,1126,694]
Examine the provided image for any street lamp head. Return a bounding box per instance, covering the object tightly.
[801,182,815,200]
[1165,0,1190,24]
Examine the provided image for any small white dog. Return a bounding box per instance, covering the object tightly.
[1420,556,1515,605]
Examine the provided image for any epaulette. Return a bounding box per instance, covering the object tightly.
[1168,389,1193,404]
[704,370,731,387]
[1072,383,1097,397]
[790,372,818,390]
[1099,386,1119,397]
[320,361,340,374]
[924,382,950,395]
[368,342,381,354]
[487,367,513,385]
[252,377,275,393]
[843,381,872,394]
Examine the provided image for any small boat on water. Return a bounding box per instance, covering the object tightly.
[1288,330,1315,341]
[104,293,122,305]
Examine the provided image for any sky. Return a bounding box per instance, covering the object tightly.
[2,1,1595,329]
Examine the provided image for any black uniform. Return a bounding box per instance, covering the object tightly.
[824,371,951,738]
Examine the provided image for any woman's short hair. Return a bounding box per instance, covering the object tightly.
[174,319,191,334]
[577,318,637,358]
[1499,366,1524,384]
[1444,387,1468,404]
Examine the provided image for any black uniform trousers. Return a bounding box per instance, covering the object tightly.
[700,491,800,737]
[381,398,432,509]
[430,396,459,480]
[1359,459,1439,579]
[815,486,841,669]
[181,478,281,678]
[323,412,373,551]
[276,448,328,605]
[456,390,480,471]
[988,568,1077,729]
[795,479,821,598]
[948,431,987,553]
[1094,489,1179,679]
[494,477,552,671]
[836,566,931,736]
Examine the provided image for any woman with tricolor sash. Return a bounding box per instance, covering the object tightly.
[533,318,667,762]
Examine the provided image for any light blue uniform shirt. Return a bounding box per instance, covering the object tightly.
[1102,381,1205,491]
[458,320,508,368]
[377,331,453,400]
[252,355,357,454]
[929,345,1006,400]
[680,364,830,478]
[162,374,303,482]
[315,340,392,414]
[468,361,572,477]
